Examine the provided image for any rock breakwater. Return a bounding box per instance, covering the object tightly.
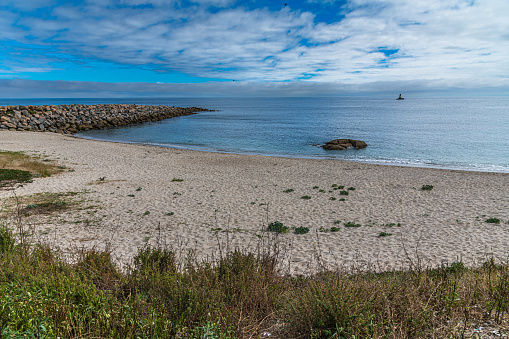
[0,104,210,134]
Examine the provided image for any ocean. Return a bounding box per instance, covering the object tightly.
[2,97,508,173]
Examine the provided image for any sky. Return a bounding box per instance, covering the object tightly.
[1,0,508,98]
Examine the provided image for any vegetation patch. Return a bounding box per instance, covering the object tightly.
[300,195,311,200]
[421,184,434,191]
[283,188,294,193]
[0,150,65,188]
[267,221,289,233]
[486,218,501,224]
[171,178,184,182]
[294,226,310,235]
[379,232,393,237]
[344,221,362,228]
[0,169,32,188]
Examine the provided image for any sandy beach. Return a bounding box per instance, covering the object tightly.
[1,130,508,274]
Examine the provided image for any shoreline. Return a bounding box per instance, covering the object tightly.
[76,134,509,175]
[1,130,508,274]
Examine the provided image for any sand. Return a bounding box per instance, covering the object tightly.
[1,130,508,274]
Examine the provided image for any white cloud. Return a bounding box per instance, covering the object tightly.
[1,0,508,90]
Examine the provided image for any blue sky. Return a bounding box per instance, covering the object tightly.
[1,0,508,97]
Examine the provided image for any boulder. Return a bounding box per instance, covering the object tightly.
[322,139,367,150]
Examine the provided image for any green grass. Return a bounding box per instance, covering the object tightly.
[1,223,509,338]
[0,169,32,187]
[171,178,184,182]
[0,150,65,187]
[486,218,501,224]
[300,195,311,200]
[421,184,434,191]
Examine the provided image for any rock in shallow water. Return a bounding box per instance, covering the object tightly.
[322,139,368,150]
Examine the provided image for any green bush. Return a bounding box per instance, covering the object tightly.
[267,221,290,233]
[294,226,310,235]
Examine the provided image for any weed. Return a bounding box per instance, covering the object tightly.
[171,178,184,182]
[486,218,501,224]
[136,187,142,191]
[333,220,341,225]
[313,186,319,189]
[339,198,346,201]
[166,212,175,216]
[98,176,106,181]
[267,221,290,233]
[379,232,393,237]
[347,187,356,191]
[330,227,340,232]
[283,189,294,193]
[340,190,349,196]
[294,226,310,235]
[127,194,135,197]
[319,189,326,193]
[143,211,150,216]
[301,195,311,200]
[329,197,336,201]
[421,184,434,191]
[344,221,361,228]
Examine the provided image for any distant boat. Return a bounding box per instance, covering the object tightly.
[396,94,404,100]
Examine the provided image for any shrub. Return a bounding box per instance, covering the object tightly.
[340,190,349,196]
[330,227,340,232]
[294,226,310,235]
[421,185,434,191]
[301,195,311,200]
[486,218,501,224]
[379,232,392,237]
[267,221,290,233]
[344,221,361,228]
[283,189,294,193]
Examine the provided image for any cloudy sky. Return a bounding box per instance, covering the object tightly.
[1,0,508,97]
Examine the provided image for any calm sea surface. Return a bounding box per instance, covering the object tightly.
[2,97,508,173]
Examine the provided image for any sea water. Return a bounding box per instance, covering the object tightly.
[2,97,508,173]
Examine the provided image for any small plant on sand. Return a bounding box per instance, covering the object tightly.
[339,198,346,201]
[333,220,341,225]
[171,178,184,182]
[301,195,311,200]
[98,177,106,181]
[329,197,336,201]
[330,226,340,232]
[379,232,392,237]
[294,226,310,235]
[421,184,434,191]
[347,187,356,191]
[340,190,349,196]
[313,186,319,189]
[331,184,338,188]
[127,194,135,197]
[143,211,150,216]
[283,189,294,193]
[166,212,174,216]
[486,218,501,224]
[136,187,142,191]
[267,221,289,233]
[344,221,361,228]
